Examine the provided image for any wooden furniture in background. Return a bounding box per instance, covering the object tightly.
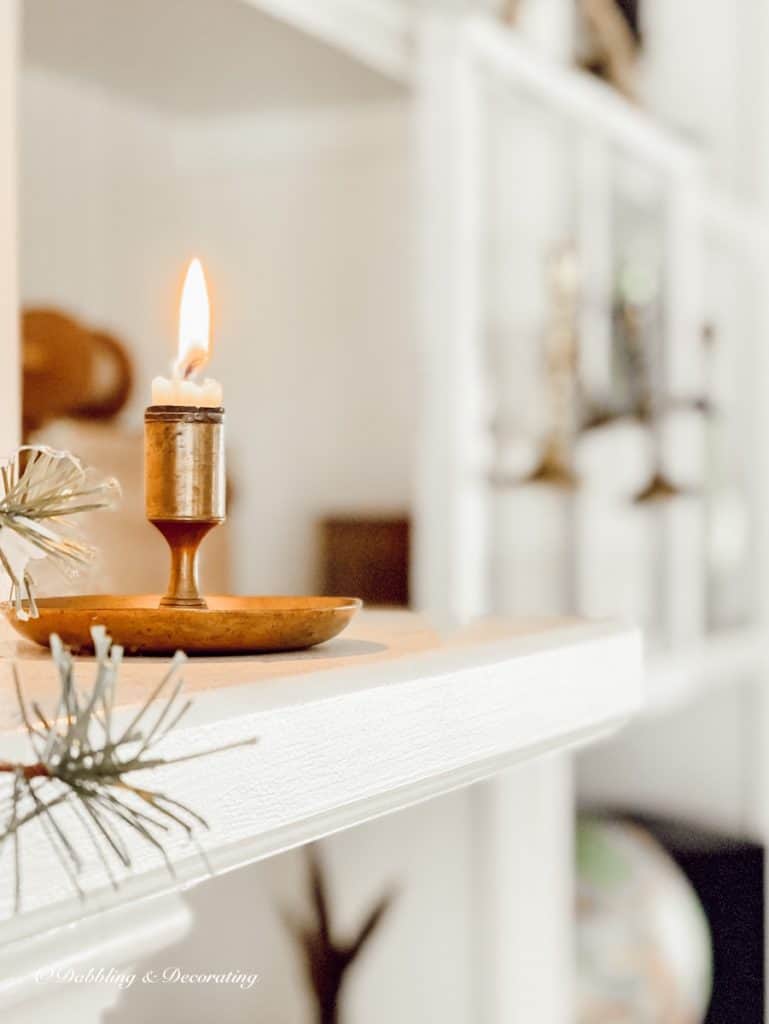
[319,516,410,606]
[22,308,133,438]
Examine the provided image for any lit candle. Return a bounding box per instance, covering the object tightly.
[151,258,223,407]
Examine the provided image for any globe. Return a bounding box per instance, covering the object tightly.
[577,816,713,1023]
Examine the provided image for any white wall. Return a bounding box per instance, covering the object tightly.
[20,67,181,425]
[171,103,418,594]
[19,67,417,595]
[641,0,741,192]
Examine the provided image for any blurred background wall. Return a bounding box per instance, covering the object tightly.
[20,33,418,595]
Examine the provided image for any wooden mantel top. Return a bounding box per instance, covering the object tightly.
[0,612,574,730]
[0,612,641,953]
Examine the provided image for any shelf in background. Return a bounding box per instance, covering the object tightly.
[645,625,767,715]
[699,189,767,252]
[466,14,699,177]
[0,612,640,963]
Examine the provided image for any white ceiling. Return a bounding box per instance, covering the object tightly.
[22,0,402,115]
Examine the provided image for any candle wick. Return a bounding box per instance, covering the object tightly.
[179,345,208,380]
[174,348,206,381]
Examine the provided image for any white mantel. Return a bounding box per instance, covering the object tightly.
[0,612,641,1012]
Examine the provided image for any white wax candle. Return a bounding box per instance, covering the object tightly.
[151,376,223,407]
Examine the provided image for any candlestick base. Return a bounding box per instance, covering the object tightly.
[3,595,363,655]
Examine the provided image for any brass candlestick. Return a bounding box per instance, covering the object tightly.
[144,406,225,609]
[5,402,360,654]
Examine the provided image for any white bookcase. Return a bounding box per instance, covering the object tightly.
[411,0,769,1019]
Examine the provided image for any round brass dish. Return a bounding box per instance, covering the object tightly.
[3,595,362,655]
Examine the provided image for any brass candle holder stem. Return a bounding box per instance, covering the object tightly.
[153,520,217,608]
[144,406,225,610]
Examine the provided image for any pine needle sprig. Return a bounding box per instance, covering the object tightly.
[0,445,120,620]
[0,626,258,912]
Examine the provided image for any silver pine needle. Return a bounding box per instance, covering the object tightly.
[0,626,258,911]
[0,445,120,619]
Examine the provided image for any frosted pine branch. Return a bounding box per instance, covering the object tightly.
[0,445,120,619]
[0,626,258,912]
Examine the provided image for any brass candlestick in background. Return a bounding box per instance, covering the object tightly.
[524,242,580,490]
[144,405,225,609]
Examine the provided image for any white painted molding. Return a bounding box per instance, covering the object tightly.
[412,9,489,623]
[474,757,574,1024]
[0,894,192,1012]
[0,613,641,950]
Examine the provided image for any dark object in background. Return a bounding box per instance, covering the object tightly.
[501,0,521,25]
[631,812,764,1024]
[283,845,396,1024]
[613,0,641,41]
[577,0,642,99]
[320,516,410,606]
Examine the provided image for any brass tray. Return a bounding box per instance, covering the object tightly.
[4,595,362,655]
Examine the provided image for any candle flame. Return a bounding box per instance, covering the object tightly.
[176,258,210,378]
